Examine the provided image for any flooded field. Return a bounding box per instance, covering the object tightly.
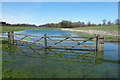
[2,29,119,78]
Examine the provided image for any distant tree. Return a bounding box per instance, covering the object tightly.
[91,23,96,26]
[46,23,51,27]
[102,19,106,26]
[58,20,72,28]
[107,21,112,26]
[87,21,91,26]
[50,23,58,27]
[77,21,82,27]
[0,21,6,26]
[81,22,85,27]
[111,22,115,26]
[71,21,82,27]
[97,23,102,26]
[115,19,120,25]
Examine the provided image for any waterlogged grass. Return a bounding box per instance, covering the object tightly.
[2,26,60,32]
[73,26,118,30]
[2,40,30,78]
[2,40,18,52]
[2,69,30,78]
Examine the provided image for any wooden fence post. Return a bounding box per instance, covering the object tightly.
[94,34,97,51]
[11,31,14,45]
[97,35,104,52]
[8,31,14,44]
[8,32,11,44]
[97,35,100,51]
[99,36,104,52]
[44,34,47,49]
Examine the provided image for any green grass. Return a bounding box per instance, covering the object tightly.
[2,40,18,52]
[1,26,118,32]
[2,40,30,78]
[73,26,118,30]
[2,68,30,78]
[68,31,119,41]
[1,26,60,32]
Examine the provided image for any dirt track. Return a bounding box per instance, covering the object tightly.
[61,28,119,37]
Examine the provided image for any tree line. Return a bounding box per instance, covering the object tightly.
[0,19,119,28]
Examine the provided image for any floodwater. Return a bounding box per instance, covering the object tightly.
[2,29,120,78]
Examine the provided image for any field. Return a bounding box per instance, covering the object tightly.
[1,26,119,41]
[73,26,118,30]
[1,26,119,32]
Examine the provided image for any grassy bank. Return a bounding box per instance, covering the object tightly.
[2,26,59,32]
[68,31,120,41]
[73,26,118,30]
[2,26,119,32]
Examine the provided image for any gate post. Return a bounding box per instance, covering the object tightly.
[99,36,104,52]
[8,32,11,44]
[8,31,14,44]
[97,35,104,52]
[44,34,47,49]
[94,34,97,51]
[11,31,14,45]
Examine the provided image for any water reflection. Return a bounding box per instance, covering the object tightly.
[3,44,119,66]
[15,29,77,36]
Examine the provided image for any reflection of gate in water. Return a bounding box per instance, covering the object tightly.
[11,45,104,65]
[6,46,119,65]
[15,47,103,64]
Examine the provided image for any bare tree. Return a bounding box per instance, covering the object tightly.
[107,21,112,26]
[87,21,91,26]
[102,19,106,26]
[115,19,120,25]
